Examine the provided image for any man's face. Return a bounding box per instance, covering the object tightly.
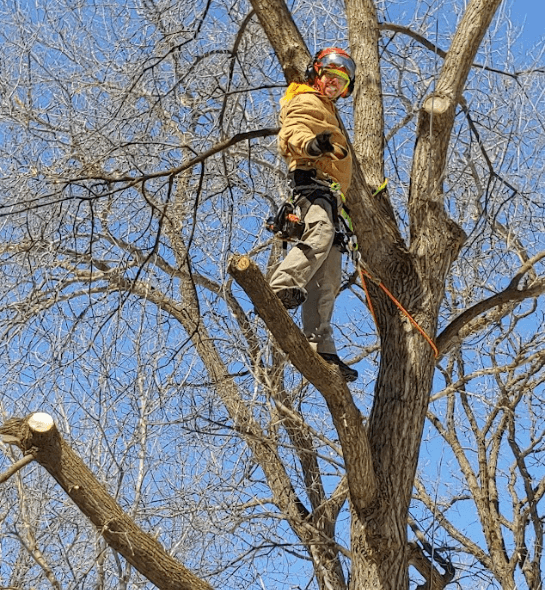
[318,68,350,100]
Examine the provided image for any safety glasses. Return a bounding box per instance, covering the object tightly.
[322,68,351,94]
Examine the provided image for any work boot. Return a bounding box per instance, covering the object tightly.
[276,287,307,310]
[319,353,358,383]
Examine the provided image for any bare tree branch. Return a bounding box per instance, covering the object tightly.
[227,254,377,517]
[437,278,545,355]
[0,454,35,484]
[0,413,214,590]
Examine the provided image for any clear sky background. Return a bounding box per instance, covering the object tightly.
[509,0,545,49]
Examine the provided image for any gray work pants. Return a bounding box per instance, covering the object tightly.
[269,198,342,355]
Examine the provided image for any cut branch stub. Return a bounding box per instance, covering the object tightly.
[422,94,451,116]
[0,412,214,590]
[27,412,58,448]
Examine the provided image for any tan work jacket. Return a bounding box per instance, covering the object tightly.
[277,83,352,195]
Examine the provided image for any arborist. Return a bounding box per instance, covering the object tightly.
[268,47,358,383]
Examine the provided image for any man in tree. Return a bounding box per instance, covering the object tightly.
[269,47,358,382]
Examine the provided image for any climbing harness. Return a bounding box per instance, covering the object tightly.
[265,175,438,357]
[265,171,343,245]
[338,180,439,358]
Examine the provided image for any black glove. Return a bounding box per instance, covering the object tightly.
[306,131,334,156]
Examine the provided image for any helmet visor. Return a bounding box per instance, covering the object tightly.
[318,53,356,80]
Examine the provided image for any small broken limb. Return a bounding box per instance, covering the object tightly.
[0,453,35,484]
[0,414,49,483]
[408,515,455,589]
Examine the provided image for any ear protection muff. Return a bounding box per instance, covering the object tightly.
[341,78,355,98]
[304,51,321,84]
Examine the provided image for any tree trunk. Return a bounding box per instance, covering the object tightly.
[230,0,503,587]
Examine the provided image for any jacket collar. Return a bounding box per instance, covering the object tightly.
[280,82,320,105]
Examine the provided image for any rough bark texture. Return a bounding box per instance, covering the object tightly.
[248,0,310,82]
[227,254,377,513]
[247,0,504,588]
[346,0,384,185]
[0,414,213,590]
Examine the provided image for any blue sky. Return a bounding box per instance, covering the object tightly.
[509,0,545,48]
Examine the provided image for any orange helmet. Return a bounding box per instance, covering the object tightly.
[306,47,356,98]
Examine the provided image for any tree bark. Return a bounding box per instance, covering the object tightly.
[233,0,503,587]
[227,254,377,513]
[345,0,384,185]
[247,0,310,82]
[0,413,213,590]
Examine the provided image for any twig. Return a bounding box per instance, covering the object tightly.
[0,454,34,484]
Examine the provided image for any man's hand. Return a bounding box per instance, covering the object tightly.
[306,131,334,156]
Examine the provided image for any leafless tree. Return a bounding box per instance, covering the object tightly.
[0,0,544,589]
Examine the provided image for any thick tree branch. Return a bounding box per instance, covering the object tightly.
[436,279,545,355]
[409,0,502,271]
[227,254,377,515]
[435,0,503,103]
[0,413,213,590]
[344,0,415,286]
[247,0,310,83]
[346,0,384,184]
[177,249,349,589]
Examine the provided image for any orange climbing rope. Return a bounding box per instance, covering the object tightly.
[358,267,438,358]
[344,179,438,358]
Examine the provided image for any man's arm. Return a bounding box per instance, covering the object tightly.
[278,94,348,161]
